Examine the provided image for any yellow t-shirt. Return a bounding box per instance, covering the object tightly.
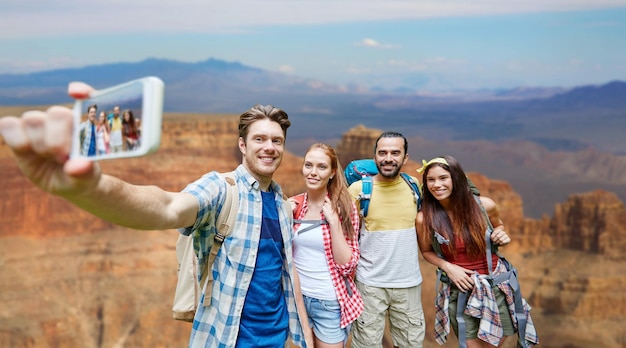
[109,117,123,147]
[348,176,423,287]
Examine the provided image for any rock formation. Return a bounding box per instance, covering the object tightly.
[550,190,626,260]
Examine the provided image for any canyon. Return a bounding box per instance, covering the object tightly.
[1,111,625,347]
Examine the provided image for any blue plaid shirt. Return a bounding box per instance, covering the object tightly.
[79,120,95,156]
[179,165,305,348]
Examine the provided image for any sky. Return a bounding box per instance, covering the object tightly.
[1,0,626,91]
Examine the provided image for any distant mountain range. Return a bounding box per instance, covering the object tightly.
[0,57,624,153]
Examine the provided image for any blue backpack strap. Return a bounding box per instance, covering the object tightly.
[360,173,419,218]
[399,172,422,210]
[359,176,373,217]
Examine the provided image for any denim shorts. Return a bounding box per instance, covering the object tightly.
[303,295,348,344]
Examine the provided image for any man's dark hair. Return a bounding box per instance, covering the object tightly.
[374,131,408,155]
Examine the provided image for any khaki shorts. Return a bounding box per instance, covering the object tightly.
[351,281,425,348]
[448,286,515,340]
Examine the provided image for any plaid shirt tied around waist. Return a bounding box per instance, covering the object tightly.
[434,259,539,347]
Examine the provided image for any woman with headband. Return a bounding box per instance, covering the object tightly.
[416,155,538,348]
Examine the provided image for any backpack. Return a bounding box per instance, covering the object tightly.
[171,172,239,322]
[344,159,421,217]
[432,196,531,348]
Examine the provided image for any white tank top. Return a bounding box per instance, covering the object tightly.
[292,223,336,300]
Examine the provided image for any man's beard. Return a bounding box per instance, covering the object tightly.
[376,161,402,179]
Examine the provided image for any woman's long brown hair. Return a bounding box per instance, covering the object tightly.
[306,143,357,239]
[420,155,487,259]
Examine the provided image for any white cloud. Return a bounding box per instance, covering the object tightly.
[355,38,400,49]
[360,38,381,47]
[1,0,625,39]
[277,65,295,74]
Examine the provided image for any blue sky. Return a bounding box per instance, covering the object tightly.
[1,0,626,91]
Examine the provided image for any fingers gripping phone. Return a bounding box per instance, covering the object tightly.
[71,76,164,160]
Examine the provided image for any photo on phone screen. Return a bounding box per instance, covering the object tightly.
[71,76,164,160]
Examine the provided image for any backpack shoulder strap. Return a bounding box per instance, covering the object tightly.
[202,171,239,305]
[294,219,328,234]
[474,195,531,348]
[400,172,422,210]
[473,195,499,274]
[359,173,420,217]
[431,227,452,295]
[359,176,373,217]
[216,171,239,240]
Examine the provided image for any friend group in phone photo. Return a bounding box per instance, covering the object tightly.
[78,103,141,156]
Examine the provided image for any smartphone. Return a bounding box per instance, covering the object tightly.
[71,76,164,160]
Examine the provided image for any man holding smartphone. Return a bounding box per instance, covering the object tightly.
[0,82,307,348]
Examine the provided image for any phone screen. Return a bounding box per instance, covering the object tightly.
[71,77,164,160]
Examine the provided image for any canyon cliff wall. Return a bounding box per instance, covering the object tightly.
[1,116,624,348]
